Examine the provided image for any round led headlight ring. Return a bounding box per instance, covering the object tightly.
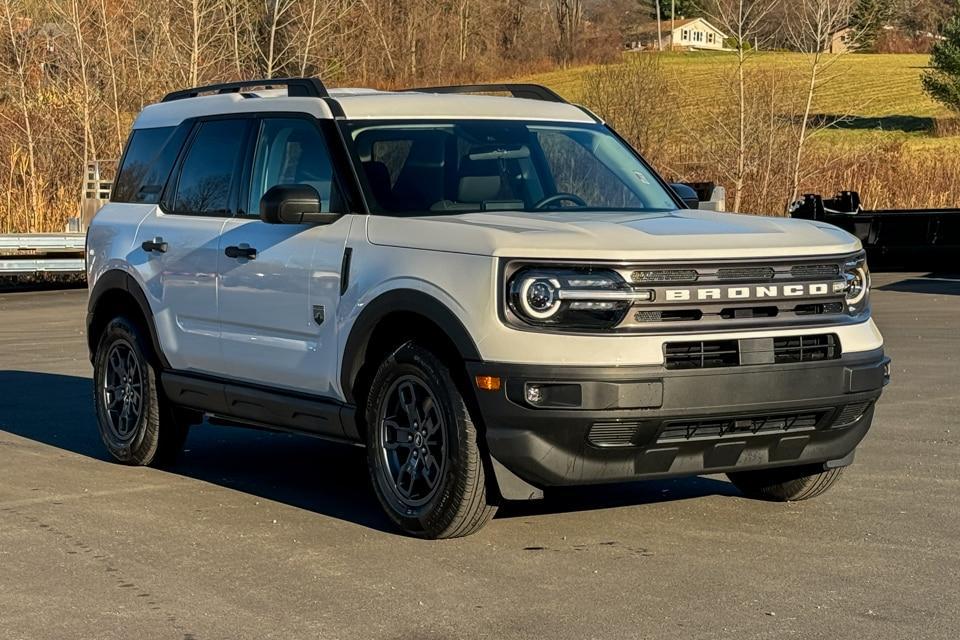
[845,263,869,307]
[519,277,562,319]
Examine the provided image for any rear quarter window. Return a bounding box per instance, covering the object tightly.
[112,126,187,204]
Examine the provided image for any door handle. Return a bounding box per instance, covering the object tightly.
[224,244,257,260]
[141,237,168,253]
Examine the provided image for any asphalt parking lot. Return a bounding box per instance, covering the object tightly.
[1,273,958,640]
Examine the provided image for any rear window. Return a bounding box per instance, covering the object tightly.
[112,126,186,204]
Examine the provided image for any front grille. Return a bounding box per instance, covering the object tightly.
[664,340,739,370]
[773,334,841,363]
[657,413,822,444]
[794,302,845,316]
[635,309,703,323]
[631,268,698,283]
[587,421,642,447]
[665,334,841,369]
[791,264,840,279]
[717,266,774,281]
[833,401,872,427]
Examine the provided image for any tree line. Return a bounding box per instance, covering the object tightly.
[1,0,959,232]
[0,0,622,233]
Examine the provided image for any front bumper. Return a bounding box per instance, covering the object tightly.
[467,348,889,495]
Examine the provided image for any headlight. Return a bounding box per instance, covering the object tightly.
[842,254,870,314]
[507,267,652,329]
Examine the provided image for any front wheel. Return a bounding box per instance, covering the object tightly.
[728,464,845,501]
[92,316,189,466]
[365,342,496,538]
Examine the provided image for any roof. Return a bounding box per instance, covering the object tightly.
[635,16,728,37]
[132,87,594,129]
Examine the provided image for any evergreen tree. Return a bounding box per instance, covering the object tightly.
[922,4,960,113]
[656,0,700,20]
[851,0,894,51]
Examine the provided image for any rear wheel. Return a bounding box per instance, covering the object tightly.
[728,464,845,501]
[93,316,189,466]
[365,342,496,538]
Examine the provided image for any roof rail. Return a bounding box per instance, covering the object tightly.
[161,77,328,103]
[403,83,567,104]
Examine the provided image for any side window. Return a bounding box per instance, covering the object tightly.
[112,126,185,204]
[171,119,249,216]
[247,118,342,216]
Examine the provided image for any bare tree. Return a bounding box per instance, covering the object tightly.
[0,0,38,230]
[260,0,297,78]
[786,0,856,205]
[97,0,124,157]
[169,0,224,86]
[705,0,780,212]
[554,0,583,66]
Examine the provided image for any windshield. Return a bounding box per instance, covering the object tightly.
[346,120,678,215]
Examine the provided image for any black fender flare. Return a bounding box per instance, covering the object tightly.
[87,270,170,369]
[340,289,481,404]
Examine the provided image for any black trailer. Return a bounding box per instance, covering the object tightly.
[790,191,960,269]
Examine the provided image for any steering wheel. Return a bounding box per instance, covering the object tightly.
[533,193,588,209]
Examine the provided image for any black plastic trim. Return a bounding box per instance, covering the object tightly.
[339,290,481,404]
[161,371,359,443]
[162,77,328,102]
[339,247,352,296]
[86,270,170,368]
[467,348,888,488]
[403,83,567,103]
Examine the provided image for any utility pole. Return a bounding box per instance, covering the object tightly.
[656,0,663,51]
[671,0,676,51]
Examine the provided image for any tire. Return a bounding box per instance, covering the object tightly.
[365,342,496,538]
[727,464,845,502]
[92,316,189,467]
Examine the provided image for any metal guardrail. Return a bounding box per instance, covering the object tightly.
[0,233,86,275]
[1,161,110,277]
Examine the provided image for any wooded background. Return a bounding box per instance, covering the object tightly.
[0,0,957,232]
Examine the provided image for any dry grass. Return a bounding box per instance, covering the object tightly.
[512,52,960,213]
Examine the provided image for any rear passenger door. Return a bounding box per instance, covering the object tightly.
[133,118,252,374]
[212,116,353,398]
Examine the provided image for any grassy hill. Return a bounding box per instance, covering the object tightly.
[510,52,960,211]
[518,52,947,120]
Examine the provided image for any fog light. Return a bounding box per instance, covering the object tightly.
[526,384,543,405]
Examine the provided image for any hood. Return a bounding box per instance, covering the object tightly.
[366,209,861,261]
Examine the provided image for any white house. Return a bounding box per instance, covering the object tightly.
[630,17,729,52]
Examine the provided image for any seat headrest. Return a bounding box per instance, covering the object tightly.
[458,176,502,203]
[363,160,393,207]
[457,156,503,203]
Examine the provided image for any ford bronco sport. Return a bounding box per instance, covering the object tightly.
[86,78,890,538]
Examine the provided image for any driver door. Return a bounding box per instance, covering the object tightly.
[213,116,353,398]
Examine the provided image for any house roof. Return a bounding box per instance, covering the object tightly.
[634,16,728,38]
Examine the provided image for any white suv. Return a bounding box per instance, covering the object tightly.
[86,78,890,538]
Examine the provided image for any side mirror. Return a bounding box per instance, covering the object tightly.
[670,183,700,210]
[260,184,340,225]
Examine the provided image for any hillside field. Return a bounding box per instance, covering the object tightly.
[513,52,960,212]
